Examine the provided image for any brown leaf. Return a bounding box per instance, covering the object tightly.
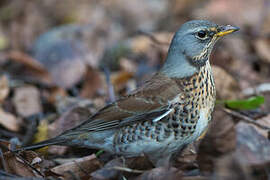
[0,75,9,103]
[80,66,104,99]
[119,57,137,73]
[8,50,45,72]
[8,50,52,85]
[111,71,134,92]
[251,114,270,138]
[212,120,270,180]
[175,143,198,171]
[255,38,270,64]
[45,87,67,105]
[130,32,173,65]
[45,57,86,89]
[135,167,182,180]
[91,158,123,180]
[197,107,236,173]
[49,105,92,137]
[212,66,241,100]
[193,0,265,28]
[0,108,20,132]
[236,122,270,164]
[2,151,43,177]
[51,154,102,180]
[12,86,42,118]
[214,152,253,180]
[48,99,92,154]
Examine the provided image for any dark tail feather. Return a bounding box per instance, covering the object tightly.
[13,137,66,152]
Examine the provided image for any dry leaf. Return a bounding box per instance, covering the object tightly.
[119,57,137,73]
[91,158,124,180]
[193,0,264,28]
[2,151,43,177]
[49,105,91,137]
[8,50,52,85]
[32,25,91,89]
[51,154,102,180]
[12,86,42,118]
[214,152,253,180]
[33,120,49,154]
[45,87,67,105]
[175,143,198,171]
[48,100,92,155]
[236,122,270,164]
[136,167,182,180]
[255,38,270,64]
[0,108,20,132]
[80,66,104,98]
[212,66,241,100]
[251,114,270,138]
[111,71,134,91]
[197,107,236,173]
[130,32,173,65]
[0,75,9,103]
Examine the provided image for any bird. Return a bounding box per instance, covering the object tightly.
[16,20,239,166]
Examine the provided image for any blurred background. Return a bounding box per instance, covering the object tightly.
[0,0,270,179]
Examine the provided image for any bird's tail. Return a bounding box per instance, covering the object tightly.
[13,137,66,152]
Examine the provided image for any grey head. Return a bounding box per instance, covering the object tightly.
[161,20,239,78]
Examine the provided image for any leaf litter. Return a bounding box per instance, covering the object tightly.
[0,0,270,179]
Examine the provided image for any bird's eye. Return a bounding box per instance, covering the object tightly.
[196,30,207,39]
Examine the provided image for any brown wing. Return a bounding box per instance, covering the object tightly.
[68,73,183,132]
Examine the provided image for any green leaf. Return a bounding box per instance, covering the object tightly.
[224,96,265,110]
[95,150,104,157]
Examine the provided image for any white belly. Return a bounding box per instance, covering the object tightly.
[190,108,209,142]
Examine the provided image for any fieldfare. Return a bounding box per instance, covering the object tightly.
[18,20,239,166]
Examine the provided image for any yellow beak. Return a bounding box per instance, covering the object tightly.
[216,25,240,37]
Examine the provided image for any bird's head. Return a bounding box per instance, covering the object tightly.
[162,20,239,78]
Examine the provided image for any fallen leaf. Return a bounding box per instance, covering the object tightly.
[225,96,265,110]
[0,75,9,103]
[91,158,123,180]
[8,50,52,85]
[2,151,43,177]
[12,86,42,118]
[48,99,92,155]
[51,154,102,180]
[213,152,253,180]
[255,38,270,64]
[32,25,89,89]
[251,114,270,138]
[236,122,270,164]
[33,119,49,154]
[119,57,137,73]
[136,166,182,180]
[197,107,236,173]
[0,108,20,132]
[111,71,134,91]
[175,143,198,171]
[80,66,104,98]
[212,66,241,100]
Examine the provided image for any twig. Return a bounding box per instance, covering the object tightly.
[14,153,44,177]
[223,108,270,131]
[108,166,144,174]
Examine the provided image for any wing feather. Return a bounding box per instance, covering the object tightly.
[65,73,183,133]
